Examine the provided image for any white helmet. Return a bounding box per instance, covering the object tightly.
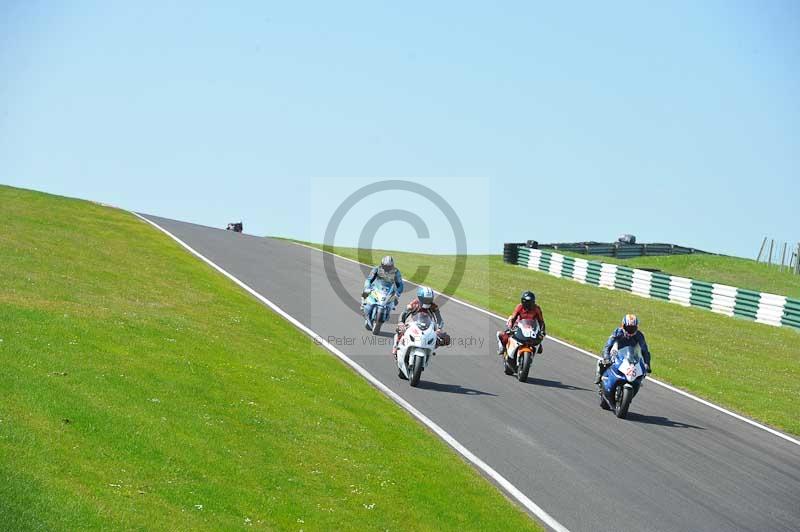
[380,255,395,272]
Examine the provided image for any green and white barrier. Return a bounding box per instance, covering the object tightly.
[504,245,800,330]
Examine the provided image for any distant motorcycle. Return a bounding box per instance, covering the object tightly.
[362,280,397,334]
[598,345,647,418]
[502,319,543,382]
[396,311,438,387]
[226,222,243,233]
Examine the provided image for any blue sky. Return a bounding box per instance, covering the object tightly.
[2,1,798,257]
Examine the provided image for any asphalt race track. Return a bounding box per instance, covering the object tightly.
[142,214,799,532]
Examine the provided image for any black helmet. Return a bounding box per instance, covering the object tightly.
[521,291,536,310]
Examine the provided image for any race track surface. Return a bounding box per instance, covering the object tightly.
[142,215,800,532]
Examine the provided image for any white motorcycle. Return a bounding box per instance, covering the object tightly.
[395,312,438,387]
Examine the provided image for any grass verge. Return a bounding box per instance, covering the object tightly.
[0,185,541,531]
[304,243,800,436]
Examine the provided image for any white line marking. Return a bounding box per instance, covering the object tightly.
[295,241,800,448]
[133,214,570,532]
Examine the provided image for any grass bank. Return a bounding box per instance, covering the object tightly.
[554,250,800,298]
[0,185,540,531]
[306,244,800,436]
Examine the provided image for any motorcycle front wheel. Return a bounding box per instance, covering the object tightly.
[615,386,633,419]
[517,351,532,382]
[410,356,424,387]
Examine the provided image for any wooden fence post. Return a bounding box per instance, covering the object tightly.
[796,243,800,275]
[780,242,788,272]
[757,237,767,262]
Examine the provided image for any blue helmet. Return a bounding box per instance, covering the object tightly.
[416,286,434,308]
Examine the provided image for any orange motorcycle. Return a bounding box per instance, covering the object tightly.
[502,319,544,382]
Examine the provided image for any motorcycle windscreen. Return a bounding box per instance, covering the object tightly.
[414,312,433,331]
[516,319,540,338]
[372,280,394,302]
[616,346,643,381]
[616,345,642,363]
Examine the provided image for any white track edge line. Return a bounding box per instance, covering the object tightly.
[292,241,800,448]
[133,214,570,532]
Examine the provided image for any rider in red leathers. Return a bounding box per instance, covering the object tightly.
[497,291,546,355]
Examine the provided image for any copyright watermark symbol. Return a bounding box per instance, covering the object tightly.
[312,334,486,352]
[320,179,468,316]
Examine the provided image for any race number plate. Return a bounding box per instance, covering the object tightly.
[619,360,642,381]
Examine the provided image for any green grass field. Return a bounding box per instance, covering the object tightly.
[0,185,541,531]
[306,244,800,436]
[554,250,800,299]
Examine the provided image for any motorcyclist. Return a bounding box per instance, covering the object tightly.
[362,255,404,300]
[391,286,450,355]
[594,314,652,384]
[497,291,546,356]
[361,255,404,328]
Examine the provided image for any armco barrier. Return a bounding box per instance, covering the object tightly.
[508,245,800,330]
[541,241,711,258]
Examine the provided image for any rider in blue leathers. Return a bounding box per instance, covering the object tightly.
[594,314,652,384]
[362,255,404,297]
[362,255,404,306]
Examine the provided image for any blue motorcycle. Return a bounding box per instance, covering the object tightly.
[362,280,398,335]
[598,345,647,418]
